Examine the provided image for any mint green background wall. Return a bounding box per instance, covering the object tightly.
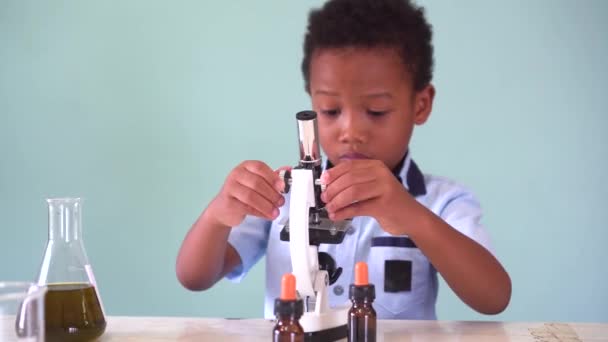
[1,0,606,322]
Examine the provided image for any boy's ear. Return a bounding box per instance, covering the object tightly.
[413,84,435,125]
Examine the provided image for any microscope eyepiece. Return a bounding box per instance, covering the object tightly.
[296,111,321,168]
[296,110,316,121]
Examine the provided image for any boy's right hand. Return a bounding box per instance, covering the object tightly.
[207,160,287,228]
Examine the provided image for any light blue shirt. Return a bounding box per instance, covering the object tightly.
[226,153,493,320]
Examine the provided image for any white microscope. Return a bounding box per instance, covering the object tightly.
[278,110,352,341]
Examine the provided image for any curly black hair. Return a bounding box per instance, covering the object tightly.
[301,0,434,92]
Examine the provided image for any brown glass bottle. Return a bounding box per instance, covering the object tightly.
[348,262,376,342]
[273,315,305,342]
[273,274,304,342]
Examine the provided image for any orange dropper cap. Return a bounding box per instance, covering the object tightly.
[355,262,369,286]
[280,273,297,301]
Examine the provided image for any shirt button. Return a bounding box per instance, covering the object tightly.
[333,285,344,296]
[346,226,355,235]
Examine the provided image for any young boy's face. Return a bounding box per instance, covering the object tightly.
[309,47,434,171]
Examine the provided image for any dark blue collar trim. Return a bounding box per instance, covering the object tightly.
[406,159,427,197]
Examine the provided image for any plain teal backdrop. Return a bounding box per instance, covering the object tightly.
[1,0,607,322]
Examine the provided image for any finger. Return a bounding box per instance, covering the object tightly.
[243,161,284,192]
[330,199,377,221]
[321,159,375,185]
[274,165,292,172]
[236,168,284,207]
[329,200,368,221]
[322,166,377,204]
[230,181,278,220]
[228,196,269,221]
[242,202,272,220]
[325,180,382,214]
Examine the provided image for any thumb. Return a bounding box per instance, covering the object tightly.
[274,165,292,172]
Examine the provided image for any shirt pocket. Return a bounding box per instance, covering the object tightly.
[368,236,431,317]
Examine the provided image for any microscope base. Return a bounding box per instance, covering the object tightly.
[304,324,347,342]
[301,306,349,342]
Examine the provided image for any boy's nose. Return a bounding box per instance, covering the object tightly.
[338,112,366,144]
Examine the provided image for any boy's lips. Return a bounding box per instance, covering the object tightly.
[339,152,370,160]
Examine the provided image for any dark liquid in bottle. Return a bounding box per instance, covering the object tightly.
[273,319,305,342]
[348,306,377,342]
[17,283,106,342]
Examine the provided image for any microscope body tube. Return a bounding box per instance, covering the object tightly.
[295,111,324,212]
[296,110,322,169]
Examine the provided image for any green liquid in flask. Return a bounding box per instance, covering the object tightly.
[17,282,106,342]
[44,282,106,342]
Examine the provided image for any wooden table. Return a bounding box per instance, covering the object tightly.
[96,316,608,341]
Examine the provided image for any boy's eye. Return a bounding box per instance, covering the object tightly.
[368,110,387,117]
[321,109,340,116]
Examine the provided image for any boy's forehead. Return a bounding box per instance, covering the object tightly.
[310,47,414,90]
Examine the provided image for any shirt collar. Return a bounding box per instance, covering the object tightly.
[324,151,427,197]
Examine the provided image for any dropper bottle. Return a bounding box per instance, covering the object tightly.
[273,273,304,342]
[348,262,376,342]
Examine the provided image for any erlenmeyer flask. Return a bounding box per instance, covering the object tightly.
[36,197,106,342]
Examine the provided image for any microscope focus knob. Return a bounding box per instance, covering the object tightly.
[278,169,291,193]
[314,179,326,192]
[318,252,343,286]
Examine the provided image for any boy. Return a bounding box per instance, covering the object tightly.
[176,0,511,319]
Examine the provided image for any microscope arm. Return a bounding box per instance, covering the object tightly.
[289,168,336,325]
[288,169,327,304]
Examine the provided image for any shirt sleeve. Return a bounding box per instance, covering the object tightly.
[439,188,494,255]
[225,215,271,282]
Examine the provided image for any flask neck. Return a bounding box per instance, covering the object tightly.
[47,198,83,242]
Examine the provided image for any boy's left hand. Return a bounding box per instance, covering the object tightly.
[320,159,415,235]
